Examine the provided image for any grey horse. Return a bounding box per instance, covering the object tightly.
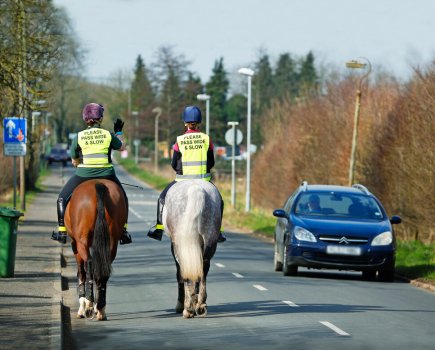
[163,179,222,318]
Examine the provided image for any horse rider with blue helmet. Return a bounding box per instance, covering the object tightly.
[147,105,227,243]
[51,102,132,245]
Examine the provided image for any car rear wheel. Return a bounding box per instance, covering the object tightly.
[274,242,283,271]
[282,241,298,276]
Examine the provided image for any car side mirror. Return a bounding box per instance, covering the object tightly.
[273,209,287,218]
[390,215,402,224]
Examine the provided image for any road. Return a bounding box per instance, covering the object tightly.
[60,164,435,350]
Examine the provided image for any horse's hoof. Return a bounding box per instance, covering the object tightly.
[76,313,85,319]
[182,309,194,318]
[175,301,184,314]
[85,308,95,319]
[195,304,207,317]
[96,309,107,321]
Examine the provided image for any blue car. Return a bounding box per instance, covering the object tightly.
[272,182,401,281]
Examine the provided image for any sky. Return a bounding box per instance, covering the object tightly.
[53,0,435,83]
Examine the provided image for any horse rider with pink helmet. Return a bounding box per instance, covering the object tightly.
[51,103,132,245]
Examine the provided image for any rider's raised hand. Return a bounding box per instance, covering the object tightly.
[114,118,124,133]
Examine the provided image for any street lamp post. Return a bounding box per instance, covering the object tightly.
[152,107,162,173]
[238,67,255,212]
[346,58,371,186]
[131,110,139,164]
[196,94,210,135]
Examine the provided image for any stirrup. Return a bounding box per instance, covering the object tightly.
[147,225,164,241]
[51,231,67,244]
[120,231,132,245]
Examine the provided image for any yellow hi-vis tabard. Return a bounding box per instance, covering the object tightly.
[77,128,112,168]
[175,132,211,181]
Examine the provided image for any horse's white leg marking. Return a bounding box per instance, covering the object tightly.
[84,298,94,319]
[77,297,86,318]
[183,281,196,319]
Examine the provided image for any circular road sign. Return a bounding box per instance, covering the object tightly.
[225,128,243,146]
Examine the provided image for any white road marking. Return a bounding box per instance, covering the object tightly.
[253,284,268,291]
[282,300,299,307]
[129,207,144,219]
[232,272,244,278]
[215,263,225,268]
[319,321,350,336]
[128,200,156,205]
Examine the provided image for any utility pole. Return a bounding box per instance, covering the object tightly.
[17,0,26,211]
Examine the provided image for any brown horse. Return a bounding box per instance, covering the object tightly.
[65,179,127,321]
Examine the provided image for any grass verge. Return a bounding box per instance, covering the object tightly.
[395,240,435,283]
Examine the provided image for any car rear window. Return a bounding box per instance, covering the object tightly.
[294,192,384,220]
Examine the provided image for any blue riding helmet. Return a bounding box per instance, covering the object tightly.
[183,106,202,123]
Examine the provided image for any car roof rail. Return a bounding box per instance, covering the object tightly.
[300,180,308,192]
[352,184,371,195]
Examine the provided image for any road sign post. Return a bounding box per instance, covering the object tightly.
[226,122,242,208]
[3,118,27,208]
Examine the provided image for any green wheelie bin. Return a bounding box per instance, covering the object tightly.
[0,207,23,277]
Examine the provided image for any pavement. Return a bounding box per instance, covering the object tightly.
[0,166,433,350]
[0,169,62,350]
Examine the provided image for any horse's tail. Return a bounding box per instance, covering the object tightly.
[93,182,112,281]
[176,184,205,282]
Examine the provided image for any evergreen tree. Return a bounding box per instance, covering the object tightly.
[130,55,155,142]
[274,53,299,100]
[182,72,203,106]
[253,53,274,114]
[299,51,318,95]
[131,55,154,112]
[249,53,274,146]
[225,93,247,148]
[226,94,247,123]
[205,58,229,144]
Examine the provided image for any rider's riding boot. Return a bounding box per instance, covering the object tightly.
[120,223,132,245]
[52,197,67,244]
[147,199,164,241]
[218,230,227,243]
[147,224,164,241]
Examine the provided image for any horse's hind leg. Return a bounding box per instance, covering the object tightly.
[83,259,95,318]
[195,258,211,317]
[73,246,87,319]
[176,281,184,314]
[95,277,108,321]
[183,280,197,319]
[76,262,87,319]
[172,244,185,314]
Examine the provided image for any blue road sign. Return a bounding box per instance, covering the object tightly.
[3,118,27,143]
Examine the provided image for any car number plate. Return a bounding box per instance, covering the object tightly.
[326,245,361,256]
